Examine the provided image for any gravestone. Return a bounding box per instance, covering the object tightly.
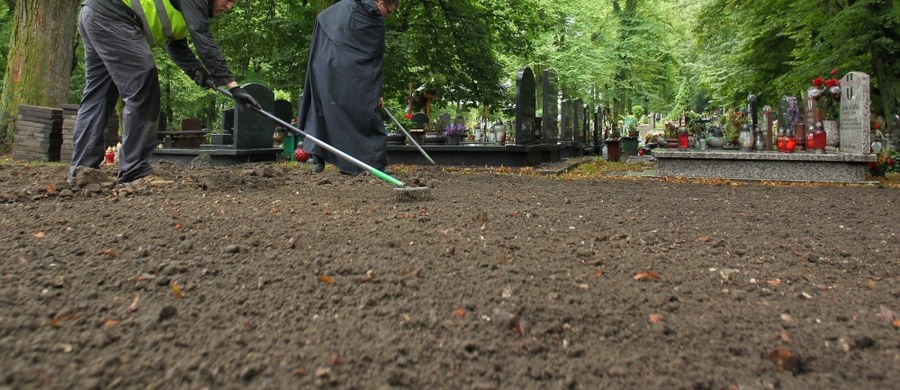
[839,72,870,154]
[573,99,584,143]
[438,112,452,131]
[274,99,293,124]
[454,114,466,126]
[593,106,601,149]
[514,66,537,145]
[222,108,235,136]
[181,117,203,130]
[542,69,559,143]
[411,112,429,129]
[233,83,276,149]
[583,104,590,144]
[560,98,572,142]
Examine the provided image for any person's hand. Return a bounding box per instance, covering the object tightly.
[192,68,211,88]
[229,86,261,109]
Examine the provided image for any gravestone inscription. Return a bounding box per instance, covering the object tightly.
[839,71,870,154]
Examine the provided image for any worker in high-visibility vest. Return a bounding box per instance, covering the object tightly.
[69,0,259,186]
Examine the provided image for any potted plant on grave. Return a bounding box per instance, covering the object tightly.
[723,109,745,147]
[443,123,466,145]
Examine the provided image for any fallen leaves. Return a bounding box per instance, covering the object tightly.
[634,271,661,281]
[768,347,804,374]
[648,313,661,324]
[32,231,45,238]
[766,279,782,287]
[696,235,712,242]
[318,275,335,284]
[99,249,118,258]
[49,315,76,328]
[128,295,141,312]
[171,281,184,299]
[452,308,468,318]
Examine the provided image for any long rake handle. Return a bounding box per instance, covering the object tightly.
[382,107,436,165]
[214,86,405,187]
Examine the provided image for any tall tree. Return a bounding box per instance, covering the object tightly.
[0,0,80,152]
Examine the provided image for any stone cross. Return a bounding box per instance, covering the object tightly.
[542,69,559,144]
[515,66,537,145]
[839,72,871,154]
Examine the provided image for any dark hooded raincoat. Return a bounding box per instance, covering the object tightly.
[299,0,388,174]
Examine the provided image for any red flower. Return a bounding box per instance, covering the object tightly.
[831,69,838,76]
[888,158,895,166]
[824,78,839,88]
[405,112,412,120]
[812,76,824,87]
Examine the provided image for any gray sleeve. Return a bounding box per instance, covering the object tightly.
[176,0,236,86]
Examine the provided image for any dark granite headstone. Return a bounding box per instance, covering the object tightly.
[274,99,293,124]
[233,83,275,149]
[560,97,572,141]
[222,108,235,136]
[582,104,590,144]
[514,67,537,145]
[411,112,429,129]
[542,69,559,143]
[573,98,583,143]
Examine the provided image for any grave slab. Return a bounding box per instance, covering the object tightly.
[653,149,875,182]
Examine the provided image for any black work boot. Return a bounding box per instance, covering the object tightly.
[311,155,324,174]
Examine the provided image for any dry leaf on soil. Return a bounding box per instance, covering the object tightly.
[649,314,661,324]
[32,231,45,238]
[128,295,140,312]
[634,271,660,281]
[99,249,118,258]
[171,281,184,299]
[453,308,467,318]
[318,275,335,284]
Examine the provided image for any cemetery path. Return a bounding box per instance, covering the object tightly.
[1,160,898,389]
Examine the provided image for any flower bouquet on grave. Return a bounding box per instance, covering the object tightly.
[869,148,898,177]
[443,123,466,145]
[809,69,841,122]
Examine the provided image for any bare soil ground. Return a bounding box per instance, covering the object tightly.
[1,157,898,389]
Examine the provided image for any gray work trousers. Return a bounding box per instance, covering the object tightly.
[70,5,159,183]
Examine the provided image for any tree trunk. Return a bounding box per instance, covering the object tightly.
[0,0,80,152]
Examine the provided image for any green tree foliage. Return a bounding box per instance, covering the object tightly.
[694,0,898,130]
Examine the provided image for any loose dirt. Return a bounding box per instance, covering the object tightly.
[1,159,898,389]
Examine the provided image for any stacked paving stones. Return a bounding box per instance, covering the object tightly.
[12,105,63,162]
[60,104,79,162]
[58,104,121,163]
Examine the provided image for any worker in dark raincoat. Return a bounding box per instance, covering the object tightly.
[298,0,399,174]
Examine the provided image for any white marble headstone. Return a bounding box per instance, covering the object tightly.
[839,72,871,154]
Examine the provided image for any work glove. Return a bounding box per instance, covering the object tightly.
[192,68,211,89]
[229,86,261,109]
